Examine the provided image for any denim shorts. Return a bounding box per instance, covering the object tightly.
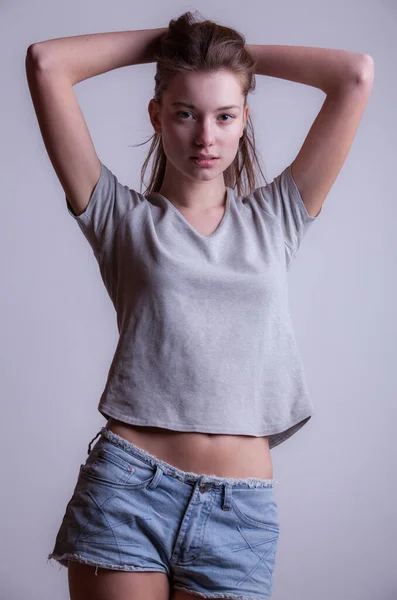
[47,426,281,600]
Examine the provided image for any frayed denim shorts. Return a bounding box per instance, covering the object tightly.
[47,427,281,600]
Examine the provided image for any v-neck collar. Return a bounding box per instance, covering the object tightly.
[150,187,231,239]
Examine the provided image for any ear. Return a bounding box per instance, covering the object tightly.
[148,99,162,135]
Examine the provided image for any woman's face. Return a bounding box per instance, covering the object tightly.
[148,70,249,183]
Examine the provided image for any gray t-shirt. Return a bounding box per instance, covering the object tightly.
[66,159,322,449]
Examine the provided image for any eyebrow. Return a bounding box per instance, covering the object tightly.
[171,101,241,111]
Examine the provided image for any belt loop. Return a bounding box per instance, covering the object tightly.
[145,465,164,490]
[87,429,102,455]
[222,482,232,511]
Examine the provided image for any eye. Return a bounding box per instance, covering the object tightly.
[219,114,234,122]
[176,111,192,119]
[176,111,235,122]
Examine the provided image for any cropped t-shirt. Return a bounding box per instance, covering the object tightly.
[66,159,322,449]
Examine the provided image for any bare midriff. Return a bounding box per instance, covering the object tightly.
[105,418,273,480]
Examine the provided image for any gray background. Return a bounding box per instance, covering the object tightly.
[1,0,396,599]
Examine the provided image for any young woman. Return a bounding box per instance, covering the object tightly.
[26,10,374,600]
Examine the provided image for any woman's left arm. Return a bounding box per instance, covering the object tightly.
[246,44,374,218]
[246,44,372,92]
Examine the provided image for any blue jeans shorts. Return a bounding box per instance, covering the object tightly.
[47,427,281,600]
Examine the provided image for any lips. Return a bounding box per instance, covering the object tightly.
[191,157,218,160]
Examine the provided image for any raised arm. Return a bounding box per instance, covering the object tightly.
[28,28,167,85]
[246,44,374,218]
[25,28,167,216]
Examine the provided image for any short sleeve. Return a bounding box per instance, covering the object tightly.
[66,160,142,262]
[254,163,322,267]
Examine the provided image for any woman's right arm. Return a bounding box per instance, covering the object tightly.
[28,28,167,84]
[25,28,166,217]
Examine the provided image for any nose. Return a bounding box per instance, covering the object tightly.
[194,118,216,149]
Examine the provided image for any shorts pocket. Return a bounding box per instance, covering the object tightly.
[79,441,156,490]
[231,487,280,532]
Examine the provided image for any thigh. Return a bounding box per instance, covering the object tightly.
[68,561,171,600]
